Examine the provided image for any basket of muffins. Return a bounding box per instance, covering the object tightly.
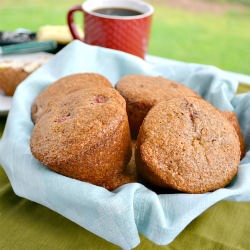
[30,73,245,194]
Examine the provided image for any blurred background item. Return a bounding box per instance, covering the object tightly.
[1,0,249,75]
[0,53,53,96]
[0,0,249,93]
[37,25,83,44]
[1,0,250,74]
[0,40,57,55]
[0,29,36,45]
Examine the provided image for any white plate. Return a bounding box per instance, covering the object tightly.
[0,90,12,116]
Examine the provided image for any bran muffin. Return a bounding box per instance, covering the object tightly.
[116,75,199,138]
[31,85,132,190]
[222,111,246,159]
[0,55,51,96]
[0,66,29,96]
[32,73,112,123]
[136,97,241,193]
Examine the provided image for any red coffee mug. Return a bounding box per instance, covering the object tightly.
[67,0,154,59]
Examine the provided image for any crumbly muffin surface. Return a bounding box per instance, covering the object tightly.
[116,75,199,137]
[31,74,133,190]
[222,111,246,159]
[136,97,241,193]
[117,75,198,105]
[32,73,112,123]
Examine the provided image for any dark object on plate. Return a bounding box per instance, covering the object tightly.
[0,31,36,45]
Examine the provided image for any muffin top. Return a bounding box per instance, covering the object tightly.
[32,73,112,123]
[31,86,126,167]
[137,97,241,193]
[116,75,198,106]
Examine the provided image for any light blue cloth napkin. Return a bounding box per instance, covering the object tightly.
[0,41,249,250]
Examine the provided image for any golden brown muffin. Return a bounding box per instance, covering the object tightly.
[116,75,199,138]
[30,85,132,190]
[0,67,29,96]
[32,73,112,123]
[136,97,241,194]
[0,55,51,96]
[222,111,246,159]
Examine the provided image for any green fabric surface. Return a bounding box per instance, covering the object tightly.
[1,166,250,250]
[0,84,249,250]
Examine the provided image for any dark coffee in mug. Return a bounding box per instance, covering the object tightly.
[93,8,142,16]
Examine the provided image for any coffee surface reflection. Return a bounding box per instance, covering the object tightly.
[93,8,143,16]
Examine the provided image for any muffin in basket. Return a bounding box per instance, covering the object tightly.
[222,111,246,159]
[116,75,199,138]
[32,73,112,123]
[136,97,241,193]
[30,73,133,190]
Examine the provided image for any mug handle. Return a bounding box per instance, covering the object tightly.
[67,5,84,41]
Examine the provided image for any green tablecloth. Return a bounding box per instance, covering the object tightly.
[0,84,250,250]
